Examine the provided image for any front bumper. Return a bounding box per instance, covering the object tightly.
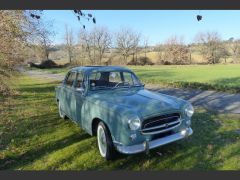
[115,127,193,154]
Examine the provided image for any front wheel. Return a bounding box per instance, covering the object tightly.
[97,122,117,160]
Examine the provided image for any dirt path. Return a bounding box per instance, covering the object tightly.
[147,85,240,114]
[25,69,240,114]
[26,70,65,81]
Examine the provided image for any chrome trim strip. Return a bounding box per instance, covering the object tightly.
[115,128,193,154]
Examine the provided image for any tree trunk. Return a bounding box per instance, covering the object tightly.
[46,50,49,60]
[233,54,237,63]
[189,52,192,64]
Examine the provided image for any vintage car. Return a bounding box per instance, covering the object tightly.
[55,66,194,160]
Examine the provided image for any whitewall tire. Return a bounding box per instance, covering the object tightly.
[97,122,117,160]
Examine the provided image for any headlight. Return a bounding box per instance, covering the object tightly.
[128,117,141,130]
[185,103,194,117]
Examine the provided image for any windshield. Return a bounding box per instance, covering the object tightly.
[89,71,143,90]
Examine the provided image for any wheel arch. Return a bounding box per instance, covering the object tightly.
[91,118,101,136]
[91,117,112,137]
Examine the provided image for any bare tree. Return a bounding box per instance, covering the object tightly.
[79,27,112,65]
[93,27,112,65]
[219,43,230,63]
[64,25,75,63]
[79,29,95,65]
[116,28,140,64]
[162,36,189,65]
[143,37,149,59]
[33,20,55,61]
[187,44,195,64]
[155,44,165,64]
[229,39,240,63]
[195,31,222,64]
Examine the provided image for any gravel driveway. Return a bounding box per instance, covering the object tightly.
[25,69,240,114]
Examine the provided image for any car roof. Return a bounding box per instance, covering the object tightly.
[70,66,133,73]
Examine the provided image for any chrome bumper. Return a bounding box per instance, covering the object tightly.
[115,128,193,154]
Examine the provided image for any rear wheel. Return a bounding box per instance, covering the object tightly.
[97,122,117,160]
[58,101,66,119]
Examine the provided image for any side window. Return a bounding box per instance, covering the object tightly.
[132,73,141,85]
[89,72,101,81]
[89,72,102,88]
[75,72,84,88]
[65,72,76,87]
[109,72,121,83]
[123,72,133,85]
[64,72,71,82]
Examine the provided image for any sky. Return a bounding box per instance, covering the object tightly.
[42,10,240,45]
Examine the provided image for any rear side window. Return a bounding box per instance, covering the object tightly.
[75,72,84,88]
[65,72,76,87]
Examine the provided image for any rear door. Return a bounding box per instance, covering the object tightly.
[63,71,77,119]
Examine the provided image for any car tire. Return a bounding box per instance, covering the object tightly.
[97,122,117,160]
[58,101,67,119]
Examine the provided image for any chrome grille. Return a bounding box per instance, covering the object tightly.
[141,113,181,135]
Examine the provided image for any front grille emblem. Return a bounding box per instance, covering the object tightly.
[165,123,169,128]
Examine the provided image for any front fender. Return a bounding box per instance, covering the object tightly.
[81,99,138,144]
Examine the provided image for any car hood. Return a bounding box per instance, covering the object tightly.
[88,88,185,118]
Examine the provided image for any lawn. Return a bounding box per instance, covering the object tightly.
[131,64,240,93]
[0,75,240,170]
[28,64,240,93]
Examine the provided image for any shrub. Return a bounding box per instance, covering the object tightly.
[127,56,154,66]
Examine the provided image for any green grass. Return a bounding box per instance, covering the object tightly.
[28,64,240,93]
[0,75,240,170]
[130,64,240,93]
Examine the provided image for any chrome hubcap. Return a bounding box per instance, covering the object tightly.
[97,125,107,157]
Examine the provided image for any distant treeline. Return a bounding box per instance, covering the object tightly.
[31,31,239,67]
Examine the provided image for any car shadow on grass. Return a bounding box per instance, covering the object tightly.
[0,79,92,170]
[0,126,91,170]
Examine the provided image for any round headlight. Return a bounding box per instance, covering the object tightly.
[128,117,141,130]
[185,104,194,117]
